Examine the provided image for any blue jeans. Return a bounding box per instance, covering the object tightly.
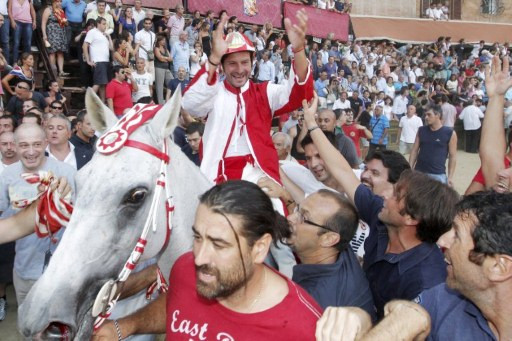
[0,16,10,64]
[13,21,32,64]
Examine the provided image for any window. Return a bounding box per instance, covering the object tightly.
[481,0,504,15]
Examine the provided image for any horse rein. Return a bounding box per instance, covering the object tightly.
[91,104,174,330]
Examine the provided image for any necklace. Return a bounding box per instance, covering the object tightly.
[247,267,267,313]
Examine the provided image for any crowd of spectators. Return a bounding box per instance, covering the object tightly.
[0,3,512,339]
[425,1,450,20]
[287,0,352,13]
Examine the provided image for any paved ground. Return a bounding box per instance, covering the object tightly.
[0,150,481,339]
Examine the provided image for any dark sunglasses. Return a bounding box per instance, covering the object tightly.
[51,106,63,110]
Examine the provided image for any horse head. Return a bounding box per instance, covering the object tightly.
[18,89,212,340]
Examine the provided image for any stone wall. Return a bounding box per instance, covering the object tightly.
[461,0,512,23]
[350,0,512,23]
[350,0,421,18]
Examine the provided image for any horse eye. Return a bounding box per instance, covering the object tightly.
[125,189,147,205]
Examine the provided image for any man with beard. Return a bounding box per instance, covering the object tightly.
[301,93,459,318]
[92,181,322,340]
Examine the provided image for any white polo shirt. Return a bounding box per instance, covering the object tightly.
[84,28,110,63]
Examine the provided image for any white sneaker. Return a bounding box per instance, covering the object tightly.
[0,297,6,321]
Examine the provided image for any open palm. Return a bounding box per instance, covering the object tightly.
[485,56,512,97]
[210,16,230,62]
[284,9,308,50]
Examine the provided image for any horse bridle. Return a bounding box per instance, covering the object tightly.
[91,104,175,330]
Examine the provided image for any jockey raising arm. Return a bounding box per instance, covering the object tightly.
[181,10,313,186]
[181,10,313,280]
[0,176,71,244]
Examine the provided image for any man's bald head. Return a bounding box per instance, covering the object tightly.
[14,124,48,172]
[14,123,46,143]
[317,109,337,133]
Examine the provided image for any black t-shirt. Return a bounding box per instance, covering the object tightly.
[173,126,187,148]
[349,97,363,114]
[6,92,48,121]
[155,19,167,33]
[181,144,200,166]
[358,111,372,129]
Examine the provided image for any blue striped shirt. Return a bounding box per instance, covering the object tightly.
[370,115,390,145]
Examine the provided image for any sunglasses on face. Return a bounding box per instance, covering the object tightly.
[51,106,63,110]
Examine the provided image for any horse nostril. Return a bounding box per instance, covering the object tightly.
[42,322,73,340]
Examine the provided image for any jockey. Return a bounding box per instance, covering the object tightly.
[182,10,313,279]
[182,10,313,190]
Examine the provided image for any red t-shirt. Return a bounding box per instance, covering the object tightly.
[105,80,133,116]
[472,157,511,185]
[342,124,365,157]
[166,252,322,341]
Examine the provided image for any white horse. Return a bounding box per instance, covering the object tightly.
[18,89,212,340]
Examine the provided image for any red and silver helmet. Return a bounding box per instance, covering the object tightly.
[225,32,256,55]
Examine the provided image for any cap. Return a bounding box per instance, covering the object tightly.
[225,32,255,55]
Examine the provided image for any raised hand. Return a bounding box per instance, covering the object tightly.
[284,9,308,52]
[484,55,512,98]
[301,91,319,129]
[209,15,231,64]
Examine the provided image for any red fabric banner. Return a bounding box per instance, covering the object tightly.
[283,2,349,41]
[107,0,182,10]
[187,0,283,28]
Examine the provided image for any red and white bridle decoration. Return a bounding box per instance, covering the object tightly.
[91,104,174,330]
[13,171,74,243]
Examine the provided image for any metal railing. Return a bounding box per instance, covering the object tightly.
[34,28,58,84]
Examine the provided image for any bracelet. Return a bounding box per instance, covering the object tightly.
[113,319,123,341]
[308,125,320,133]
[208,57,220,66]
[292,46,305,54]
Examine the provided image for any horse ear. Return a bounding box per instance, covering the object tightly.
[85,88,118,133]
[149,88,182,139]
